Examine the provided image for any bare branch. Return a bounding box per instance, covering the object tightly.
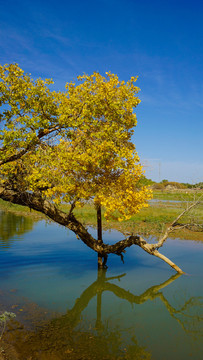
[101,235,185,273]
[151,197,203,250]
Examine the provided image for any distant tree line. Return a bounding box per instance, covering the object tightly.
[137,176,203,190]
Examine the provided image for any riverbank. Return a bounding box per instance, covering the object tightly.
[0,190,202,241]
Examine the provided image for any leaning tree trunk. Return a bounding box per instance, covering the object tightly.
[96,204,104,268]
[0,186,200,273]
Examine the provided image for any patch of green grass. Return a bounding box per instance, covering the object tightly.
[62,201,203,239]
[0,199,45,219]
[0,197,202,241]
[153,189,203,201]
[61,203,98,225]
[126,202,201,235]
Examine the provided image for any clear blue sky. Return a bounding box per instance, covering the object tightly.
[0,0,202,183]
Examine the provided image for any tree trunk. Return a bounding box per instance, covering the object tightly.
[97,204,104,268]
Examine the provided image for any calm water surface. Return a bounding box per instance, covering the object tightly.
[0,209,202,359]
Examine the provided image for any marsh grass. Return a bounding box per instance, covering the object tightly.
[0,191,202,241]
[120,203,203,239]
[61,200,203,240]
[153,189,202,201]
[0,199,45,219]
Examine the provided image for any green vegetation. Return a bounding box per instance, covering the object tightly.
[0,199,45,219]
[0,188,202,241]
[64,200,203,240]
[153,190,202,201]
[138,176,203,191]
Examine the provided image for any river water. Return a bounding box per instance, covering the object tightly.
[0,209,202,359]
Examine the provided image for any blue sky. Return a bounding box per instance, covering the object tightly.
[0,0,202,183]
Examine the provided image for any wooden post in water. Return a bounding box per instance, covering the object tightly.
[97,204,103,268]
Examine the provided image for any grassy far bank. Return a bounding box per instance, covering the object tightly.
[0,199,46,219]
[153,189,202,201]
[61,199,203,241]
[0,190,202,241]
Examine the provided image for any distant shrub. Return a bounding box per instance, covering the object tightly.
[166,182,186,189]
[152,183,165,190]
[136,175,155,188]
[154,181,187,190]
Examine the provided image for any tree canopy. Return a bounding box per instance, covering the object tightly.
[0,63,152,221]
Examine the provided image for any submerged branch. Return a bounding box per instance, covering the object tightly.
[101,235,185,273]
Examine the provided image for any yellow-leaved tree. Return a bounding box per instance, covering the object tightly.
[0,64,194,272]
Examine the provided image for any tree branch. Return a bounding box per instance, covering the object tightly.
[151,197,202,250]
[0,125,61,166]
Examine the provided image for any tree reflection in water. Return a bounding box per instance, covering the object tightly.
[3,270,202,360]
[0,210,36,248]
